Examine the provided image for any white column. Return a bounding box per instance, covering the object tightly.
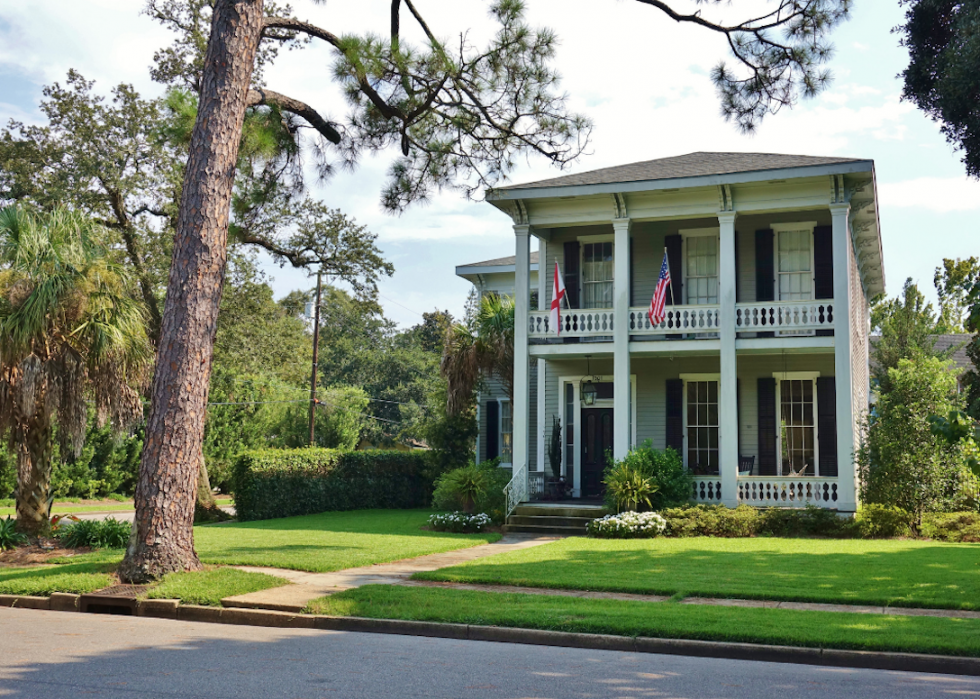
[536,240,547,474]
[613,219,631,459]
[718,212,739,508]
[831,203,857,512]
[513,225,531,477]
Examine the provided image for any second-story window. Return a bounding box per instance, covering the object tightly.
[777,229,813,301]
[685,235,718,305]
[582,242,613,308]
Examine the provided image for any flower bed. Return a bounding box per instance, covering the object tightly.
[587,511,667,538]
[428,512,492,533]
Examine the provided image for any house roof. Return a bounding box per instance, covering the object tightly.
[495,152,867,192]
[870,334,974,374]
[456,251,538,271]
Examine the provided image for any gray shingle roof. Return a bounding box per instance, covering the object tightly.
[931,334,973,372]
[457,251,538,269]
[498,152,865,191]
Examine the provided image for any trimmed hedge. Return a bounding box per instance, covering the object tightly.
[232,448,434,521]
[921,512,980,542]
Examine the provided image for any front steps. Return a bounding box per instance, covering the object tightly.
[504,502,608,536]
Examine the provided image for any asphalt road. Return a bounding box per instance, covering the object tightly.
[1,607,977,699]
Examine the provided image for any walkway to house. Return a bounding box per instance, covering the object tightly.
[222,533,561,612]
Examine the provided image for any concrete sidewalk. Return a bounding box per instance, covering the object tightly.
[222,533,560,612]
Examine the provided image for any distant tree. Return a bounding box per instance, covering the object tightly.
[871,278,939,395]
[934,257,980,334]
[897,0,980,178]
[0,207,151,536]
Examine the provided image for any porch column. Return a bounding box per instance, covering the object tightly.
[536,239,547,474]
[718,211,739,508]
[613,218,632,459]
[831,203,857,512]
[513,224,532,477]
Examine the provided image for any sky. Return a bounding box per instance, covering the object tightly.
[1,0,978,328]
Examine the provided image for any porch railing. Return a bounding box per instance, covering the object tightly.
[737,476,838,507]
[735,300,833,331]
[528,309,614,338]
[629,305,720,335]
[503,464,528,518]
[692,477,723,504]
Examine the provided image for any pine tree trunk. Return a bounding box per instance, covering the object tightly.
[119,0,265,583]
[14,415,53,537]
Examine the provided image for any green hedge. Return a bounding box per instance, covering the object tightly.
[232,448,434,521]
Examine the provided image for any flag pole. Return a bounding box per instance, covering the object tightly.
[664,246,677,306]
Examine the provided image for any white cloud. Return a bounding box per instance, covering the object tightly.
[879,177,980,212]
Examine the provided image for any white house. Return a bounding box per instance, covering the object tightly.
[456,152,884,517]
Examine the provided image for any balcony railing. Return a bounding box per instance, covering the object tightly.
[692,476,840,508]
[528,299,833,339]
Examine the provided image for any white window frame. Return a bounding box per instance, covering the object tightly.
[680,228,720,306]
[680,373,721,473]
[497,398,513,468]
[578,235,615,310]
[772,371,820,476]
[772,221,817,303]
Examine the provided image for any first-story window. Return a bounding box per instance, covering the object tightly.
[500,400,513,464]
[685,380,719,475]
[779,378,816,475]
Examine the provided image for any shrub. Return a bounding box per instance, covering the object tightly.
[0,446,15,500]
[853,504,913,538]
[0,517,27,550]
[428,512,492,533]
[431,459,508,521]
[603,442,691,512]
[758,505,857,538]
[920,512,980,542]
[587,511,667,538]
[662,504,762,537]
[603,461,657,512]
[232,448,433,521]
[55,518,131,549]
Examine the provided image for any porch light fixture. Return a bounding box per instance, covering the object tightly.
[581,356,598,406]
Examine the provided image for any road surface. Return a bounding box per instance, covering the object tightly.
[0,607,976,698]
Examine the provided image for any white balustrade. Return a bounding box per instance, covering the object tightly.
[692,477,723,503]
[503,464,529,518]
[736,477,838,507]
[630,305,720,335]
[735,300,834,331]
[528,309,614,338]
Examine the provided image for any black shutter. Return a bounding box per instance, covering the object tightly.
[755,229,775,338]
[666,379,683,454]
[664,235,682,306]
[485,400,499,461]
[563,241,580,309]
[757,378,777,475]
[817,377,838,477]
[813,225,834,337]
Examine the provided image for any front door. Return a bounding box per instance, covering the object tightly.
[581,408,613,498]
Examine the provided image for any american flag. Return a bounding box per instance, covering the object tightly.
[648,251,671,325]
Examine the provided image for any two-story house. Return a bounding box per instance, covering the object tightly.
[456,152,884,516]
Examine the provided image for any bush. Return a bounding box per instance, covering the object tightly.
[920,512,980,542]
[603,461,657,512]
[431,459,508,521]
[428,512,492,533]
[662,504,762,537]
[0,446,15,500]
[0,517,27,550]
[603,442,691,512]
[854,504,913,538]
[587,511,667,538]
[232,448,433,521]
[55,518,131,549]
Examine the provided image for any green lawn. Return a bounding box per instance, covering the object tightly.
[0,562,115,596]
[0,497,233,517]
[415,536,980,610]
[146,568,287,606]
[307,584,980,657]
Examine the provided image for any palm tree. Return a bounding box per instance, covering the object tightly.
[0,207,151,536]
[442,293,514,416]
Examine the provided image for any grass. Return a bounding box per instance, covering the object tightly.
[145,568,287,606]
[0,562,115,596]
[306,584,980,658]
[415,536,980,610]
[0,496,233,517]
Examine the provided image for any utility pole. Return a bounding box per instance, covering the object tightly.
[308,270,323,446]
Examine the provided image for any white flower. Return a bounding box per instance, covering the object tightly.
[587,511,666,538]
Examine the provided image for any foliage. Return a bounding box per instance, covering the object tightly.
[0,444,15,499]
[50,421,144,500]
[603,442,691,512]
[898,0,980,178]
[854,504,914,539]
[432,460,508,520]
[0,517,27,550]
[548,417,562,479]
[587,511,667,538]
[279,385,370,451]
[870,278,939,395]
[603,462,657,513]
[232,448,434,521]
[428,512,493,533]
[933,257,980,333]
[423,385,478,477]
[920,512,980,542]
[659,504,857,538]
[859,354,974,518]
[55,518,132,549]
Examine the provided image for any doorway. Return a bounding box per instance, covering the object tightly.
[581,408,613,498]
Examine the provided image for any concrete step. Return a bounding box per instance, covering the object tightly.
[502,524,588,536]
[514,504,609,519]
[507,515,596,528]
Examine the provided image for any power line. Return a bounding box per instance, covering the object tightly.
[378,293,426,319]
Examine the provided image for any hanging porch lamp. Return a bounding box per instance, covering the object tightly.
[581,356,598,406]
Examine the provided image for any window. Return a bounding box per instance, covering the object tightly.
[500,400,513,464]
[779,379,816,475]
[530,289,540,310]
[582,241,613,308]
[685,235,718,305]
[685,380,719,474]
[777,229,813,301]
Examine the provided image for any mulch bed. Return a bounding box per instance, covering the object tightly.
[0,542,94,567]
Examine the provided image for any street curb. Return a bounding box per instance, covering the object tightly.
[3,595,979,676]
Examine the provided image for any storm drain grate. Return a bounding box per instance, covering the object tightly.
[79,584,150,615]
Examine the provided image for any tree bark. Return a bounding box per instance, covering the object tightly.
[14,414,53,537]
[119,0,265,583]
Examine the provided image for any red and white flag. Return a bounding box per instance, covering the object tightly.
[550,261,566,335]
[648,250,672,325]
